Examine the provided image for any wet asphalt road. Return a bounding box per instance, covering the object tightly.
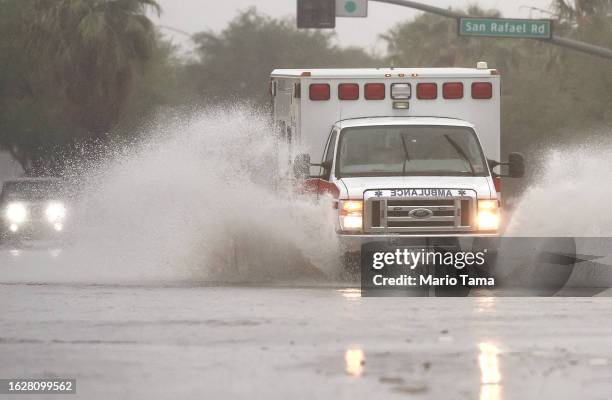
[2,281,612,400]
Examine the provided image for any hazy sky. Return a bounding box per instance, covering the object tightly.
[153,0,553,51]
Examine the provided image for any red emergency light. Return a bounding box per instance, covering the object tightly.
[365,83,385,100]
[472,82,493,99]
[338,83,359,100]
[309,83,330,101]
[443,82,463,99]
[302,178,340,199]
[417,83,437,100]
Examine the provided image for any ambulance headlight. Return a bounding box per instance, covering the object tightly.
[45,202,67,223]
[477,200,499,231]
[339,200,363,231]
[5,202,28,224]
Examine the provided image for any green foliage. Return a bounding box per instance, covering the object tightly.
[114,32,181,135]
[554,0,611,23]
[185,8,377,107]
[383,6,509,68]
[26,0,161,135]
[0,0,163,174]
[0,0,76,174]
[550,1,612,142]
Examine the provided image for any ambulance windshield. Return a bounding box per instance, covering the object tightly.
[337,125,488,177]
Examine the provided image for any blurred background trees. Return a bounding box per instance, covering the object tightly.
[549,0,612,143]
[183,8,377,106]
[27,0,162,136]
[0,0,611,175]
[0,0,164,174]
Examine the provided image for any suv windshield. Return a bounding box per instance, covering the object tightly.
[337,125,488,178]
[1,181,64,202]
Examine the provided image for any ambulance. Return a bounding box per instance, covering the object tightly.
[270,63,524,255]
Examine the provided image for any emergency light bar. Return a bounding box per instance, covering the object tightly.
[306,81,494,101]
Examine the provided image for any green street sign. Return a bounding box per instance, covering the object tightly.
[336,0,368,18]
[459,18,552,40]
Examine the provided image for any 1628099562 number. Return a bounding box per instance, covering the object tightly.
[0,379,76,394]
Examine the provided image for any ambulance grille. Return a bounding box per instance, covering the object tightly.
[365,197,475,233]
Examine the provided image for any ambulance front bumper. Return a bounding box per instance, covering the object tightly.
[338,232,499,253]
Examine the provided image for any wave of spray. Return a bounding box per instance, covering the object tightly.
[507,141,612,237]
[2,106,341,284]
[499,141,612,291]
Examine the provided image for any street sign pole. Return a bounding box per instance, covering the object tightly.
[368,0,612,60]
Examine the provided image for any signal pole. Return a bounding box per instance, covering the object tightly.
[296,0,612,60]
[369,0,612,60]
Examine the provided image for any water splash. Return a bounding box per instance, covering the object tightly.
[1,106,341,284]
[498,141,612,290]
[506,142,612,237]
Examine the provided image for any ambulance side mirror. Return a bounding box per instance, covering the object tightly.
[293,153,311,179]
[508,152,525,178]
[488,152,525,178]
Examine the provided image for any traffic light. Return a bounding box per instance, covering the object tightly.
[297,0,336,29]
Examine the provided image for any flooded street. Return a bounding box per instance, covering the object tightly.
[2,281,612,399]
[2,0,612,398]
[2,107,612,399]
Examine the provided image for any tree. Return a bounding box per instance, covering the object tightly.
[114,32,182,135]
[554,0,612,24]
[26,0,161,137]
[184,8,377,107]
[0,0,73,174]
[549,0,612,133]
[0,0,171,175]
[382,6,525,72]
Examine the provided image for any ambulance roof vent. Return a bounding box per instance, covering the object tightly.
[476,61,488,70]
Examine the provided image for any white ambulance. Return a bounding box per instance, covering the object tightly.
[270,64,524,253]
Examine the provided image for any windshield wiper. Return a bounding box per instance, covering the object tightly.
[400,134,411,176]
[444,135,476,176]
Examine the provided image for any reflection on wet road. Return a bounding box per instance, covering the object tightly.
[2,279,612,399]
[479,342,502,400]
[345,348,365,377]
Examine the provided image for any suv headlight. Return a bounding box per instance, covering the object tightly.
[477,200,500,231]
[46,202,67,223]
[339,200,363,231]
[5,202,28,224]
